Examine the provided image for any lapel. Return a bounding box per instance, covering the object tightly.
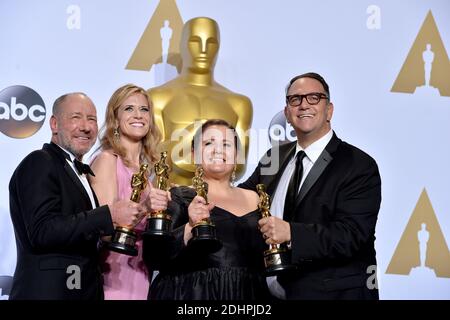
[263,142,297,200]
[295,133,341,207]
[92,188,100,207]
[44,143,93,209]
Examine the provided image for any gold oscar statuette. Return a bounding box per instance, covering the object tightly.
[142,151,174,241]
[107,163,149,256]
[257,184,297,276]
[148,17,253,186]
[187,166,222,253]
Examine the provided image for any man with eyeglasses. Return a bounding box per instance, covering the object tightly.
[241,72,381,300]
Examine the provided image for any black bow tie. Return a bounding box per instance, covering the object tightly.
[73,159,95,176]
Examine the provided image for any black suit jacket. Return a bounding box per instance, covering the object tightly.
[8,142,114,300]
[240,133,381,300]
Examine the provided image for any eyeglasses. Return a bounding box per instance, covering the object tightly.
[286,92,329,107]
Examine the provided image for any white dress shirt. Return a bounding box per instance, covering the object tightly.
[267,129,333,299]
[56,144,97,209]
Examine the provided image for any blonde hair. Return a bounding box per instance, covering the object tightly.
[99,84,161,167]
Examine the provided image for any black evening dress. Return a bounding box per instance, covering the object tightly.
[149,186,270,300]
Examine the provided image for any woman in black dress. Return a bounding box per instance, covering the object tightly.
[147,119,270,300]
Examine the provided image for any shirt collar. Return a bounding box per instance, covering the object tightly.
[295,129,333,164]
[55,143,78,162]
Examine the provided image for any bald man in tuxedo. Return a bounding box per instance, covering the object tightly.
[9,93,158,300]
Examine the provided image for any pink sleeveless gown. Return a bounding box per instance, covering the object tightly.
[101,156,151,300]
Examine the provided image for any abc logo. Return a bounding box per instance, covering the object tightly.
[268,110,296,145]
[0,85,46,139]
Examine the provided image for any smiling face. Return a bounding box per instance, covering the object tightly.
[50,93,98,160]
[197,124,236,180]
[116,93,151,143]
[284,77,333,146]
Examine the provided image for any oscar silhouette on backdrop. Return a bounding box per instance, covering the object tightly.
[418,223,429,267]
[160,20,173,64]
[415,43,439,95]
[423,44,434,87]
[154,20,178,84]
[149,17,253,186]
[410,222,436,277]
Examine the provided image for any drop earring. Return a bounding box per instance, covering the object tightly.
[230,166,236,186]
[113,127,120,139]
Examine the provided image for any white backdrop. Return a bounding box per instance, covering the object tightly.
[1,0,449,299]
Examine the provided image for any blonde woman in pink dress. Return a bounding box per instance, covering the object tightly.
[89,84,170,299]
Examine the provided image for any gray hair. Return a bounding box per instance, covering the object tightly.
[52,92,89,116]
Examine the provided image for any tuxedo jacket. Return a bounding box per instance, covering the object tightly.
[240,133,381,300]
[8,142,114,300]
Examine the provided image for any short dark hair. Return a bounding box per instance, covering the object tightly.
[285,72,330,99]
[191,119,239,152]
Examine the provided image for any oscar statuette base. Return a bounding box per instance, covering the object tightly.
[142,213,174,242]
[188,222,222,253]
[263,246,297,277]
[107,226,138,256]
